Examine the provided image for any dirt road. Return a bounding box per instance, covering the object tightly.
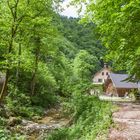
[109,103,140,140]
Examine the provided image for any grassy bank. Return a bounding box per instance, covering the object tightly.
[46,95,113,140]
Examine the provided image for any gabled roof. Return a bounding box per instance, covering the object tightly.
[93,67,111,78]
[109,73,138,89]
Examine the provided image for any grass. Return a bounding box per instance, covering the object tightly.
[45,95,114,140]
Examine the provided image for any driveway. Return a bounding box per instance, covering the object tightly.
[109,103,140,140]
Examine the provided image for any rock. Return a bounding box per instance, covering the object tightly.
[32,116,41,121]
[20,117,67,135]
[8,117,22,127]
[21,119,34,126]
[9,108,69,138]
[22,122,62,134]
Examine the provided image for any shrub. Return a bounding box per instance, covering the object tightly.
[31,93,57,108]
[5,86,44,118]
[0,129,9,140]
[46,94,113,140]
[0,129,26,140]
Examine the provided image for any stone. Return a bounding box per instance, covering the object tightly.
[8,117,22,127]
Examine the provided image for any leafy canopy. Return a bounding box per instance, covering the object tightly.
[73,0,140,80]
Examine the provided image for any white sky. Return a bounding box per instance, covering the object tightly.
[60,0,85,17]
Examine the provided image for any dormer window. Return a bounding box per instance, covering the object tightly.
[102,72,104,75]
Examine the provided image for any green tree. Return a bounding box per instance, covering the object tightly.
[0,0,56,102]
[58,16,106,61]
[74,0,140,81]
[73,50,99,93]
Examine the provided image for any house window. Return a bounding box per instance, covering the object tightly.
[102,72,104,75]
[98,79,102,82]
[106,72,108,75]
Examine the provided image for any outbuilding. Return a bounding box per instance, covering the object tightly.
[104,73,138,97]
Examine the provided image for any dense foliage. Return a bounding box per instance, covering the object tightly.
[0,0,111,139]
[58,16,106,59]
[47,95,113,140]
[74,0,140,81]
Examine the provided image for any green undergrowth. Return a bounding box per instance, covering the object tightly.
[0,129,26,140]
[4,84,58,119]
[4,95,44,119]
[46,94,114,140]
[0,85,58,139]
[0,116,26,140]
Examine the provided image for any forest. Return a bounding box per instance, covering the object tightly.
[0,0,139,140]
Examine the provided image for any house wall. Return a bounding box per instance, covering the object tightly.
[104,79,129,97]
[93,68,111,84]
[104,73,138,97]
[105,82,118,96]
[116,88,131,97]
[105,83,133,97]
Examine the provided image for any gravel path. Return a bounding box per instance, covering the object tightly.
[109,103,140,140]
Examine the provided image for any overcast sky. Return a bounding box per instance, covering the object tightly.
[60,0,85,17]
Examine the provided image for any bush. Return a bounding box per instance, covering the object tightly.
[31,93,57,108]
[0,117,6,126]
[90,84,104,95]
[5,86,44,118]
[0,128,26,140]
[0,129,9,140]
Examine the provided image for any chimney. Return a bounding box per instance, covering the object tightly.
[104,63,108,68]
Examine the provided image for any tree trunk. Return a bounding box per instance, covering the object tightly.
[0,70,9,103]
[0,38,13,103]
[0,0,21,103]
[30,72,36,96]
[30,45,40,96]
[16,43,21,86]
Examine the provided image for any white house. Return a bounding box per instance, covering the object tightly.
[92,63,111,84]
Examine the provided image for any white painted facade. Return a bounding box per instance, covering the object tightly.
[93,66,111,84]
